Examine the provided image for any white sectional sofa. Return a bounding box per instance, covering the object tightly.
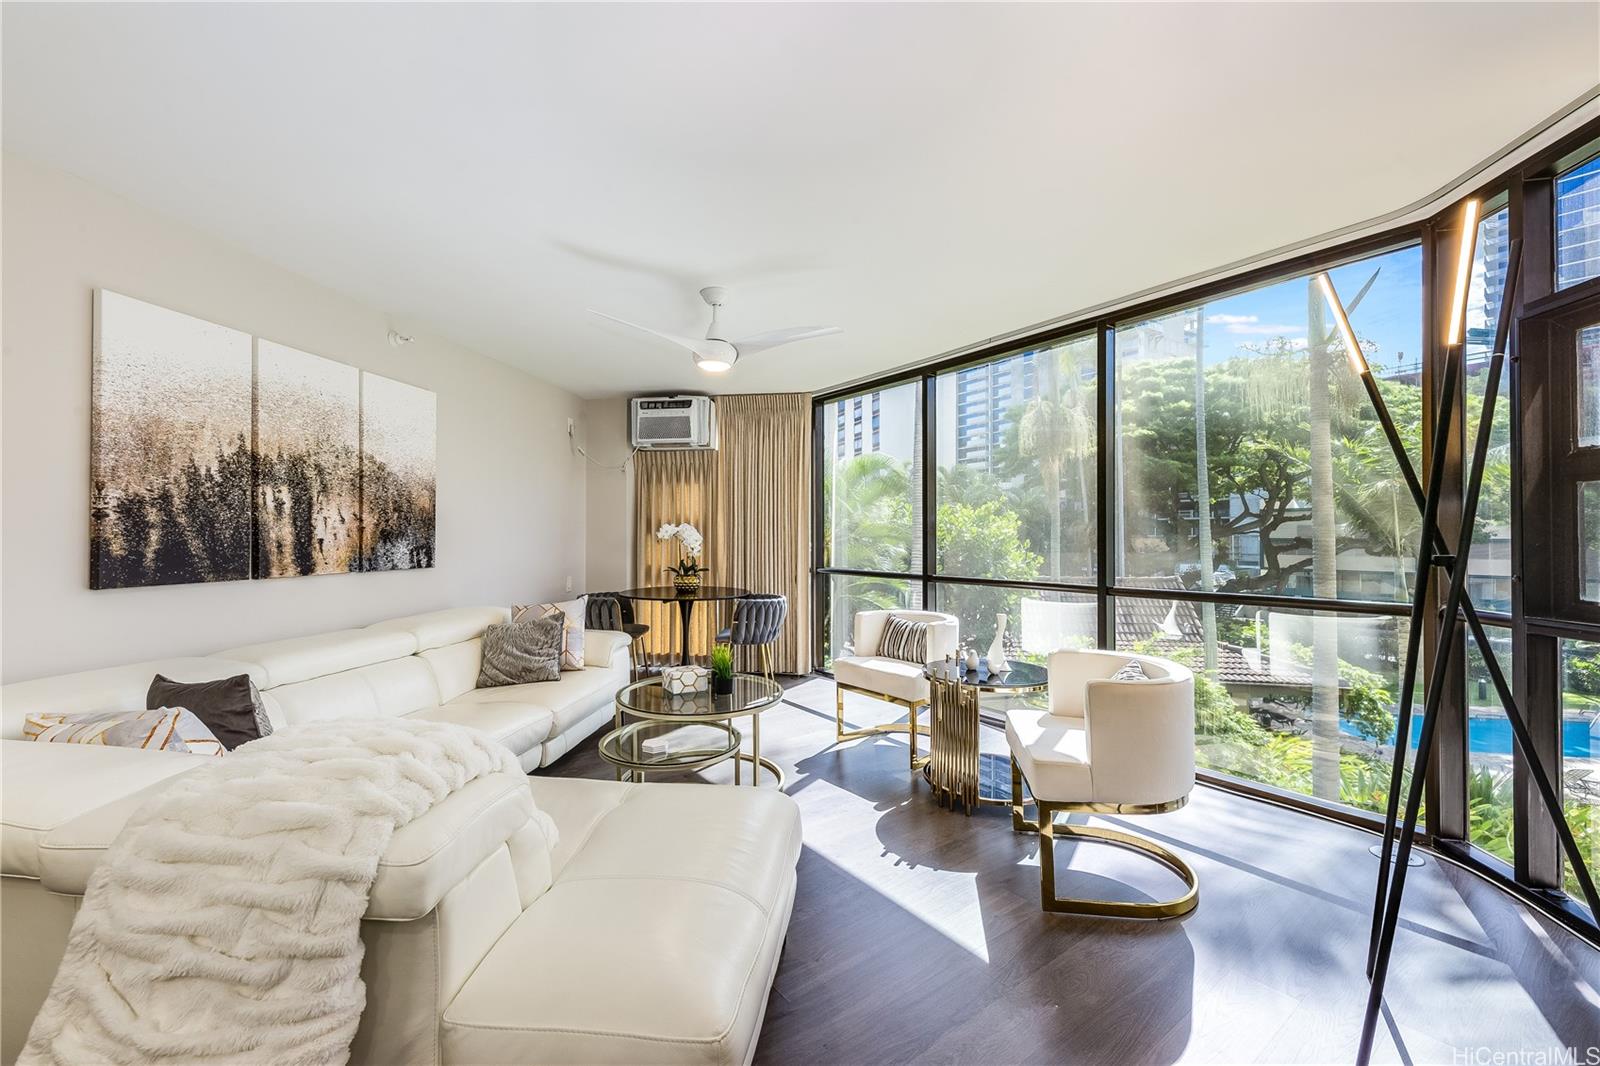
[1,605,631,772]
[0,606,803,1065]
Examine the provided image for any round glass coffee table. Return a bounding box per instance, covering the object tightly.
[601,673,785,788]
[922,659,1049,813]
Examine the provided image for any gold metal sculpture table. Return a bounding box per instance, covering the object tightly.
[923,660,1048,813]
[602,673,785,787]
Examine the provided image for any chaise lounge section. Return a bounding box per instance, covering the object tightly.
[0,606,802,1065]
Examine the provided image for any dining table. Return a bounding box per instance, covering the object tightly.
[617,584,750,667]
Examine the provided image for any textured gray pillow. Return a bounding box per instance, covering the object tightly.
[478,618,564,687]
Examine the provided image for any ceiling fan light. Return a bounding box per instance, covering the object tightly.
[694,352,734,373]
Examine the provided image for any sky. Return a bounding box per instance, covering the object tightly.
[1195,243,1425,378]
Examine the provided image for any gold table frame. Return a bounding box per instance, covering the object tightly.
[924,664,1048,814]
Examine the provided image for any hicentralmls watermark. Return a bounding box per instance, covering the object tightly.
[1453,1047,1600,1066]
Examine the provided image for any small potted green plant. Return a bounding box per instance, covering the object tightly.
[710,643,735,696]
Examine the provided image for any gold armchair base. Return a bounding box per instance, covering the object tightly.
[1011,758,1199,920]
[834,681,930,771]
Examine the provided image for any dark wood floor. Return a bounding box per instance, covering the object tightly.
[544,675,1600,1065]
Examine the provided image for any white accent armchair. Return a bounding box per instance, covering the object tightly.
[1007,648,1199,918]
[832,609,959,770]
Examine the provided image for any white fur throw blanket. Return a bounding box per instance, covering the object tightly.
[22,718,519,1066]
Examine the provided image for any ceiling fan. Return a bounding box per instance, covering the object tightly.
[589,286,841,373]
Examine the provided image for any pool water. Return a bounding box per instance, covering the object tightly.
[1340,714,1596,758]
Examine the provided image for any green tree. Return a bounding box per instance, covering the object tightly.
[936,494,1042,651]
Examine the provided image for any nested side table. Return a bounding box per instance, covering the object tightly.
[603,673,785,788]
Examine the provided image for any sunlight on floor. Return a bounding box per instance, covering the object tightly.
[797,773,996,963]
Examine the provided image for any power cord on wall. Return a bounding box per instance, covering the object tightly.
[568,419,636,473]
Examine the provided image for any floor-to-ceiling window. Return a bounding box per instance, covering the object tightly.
[932,333,1099,663]
[817,381,923,668]
[1111,244,1423,815]
[814,122,1600,937]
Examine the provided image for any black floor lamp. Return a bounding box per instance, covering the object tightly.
[1318,201,1600,1065]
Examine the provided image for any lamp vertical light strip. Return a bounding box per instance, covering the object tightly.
[1445,198,1481,348]
[1316,272,1369,375]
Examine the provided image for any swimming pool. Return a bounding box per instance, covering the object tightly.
[1341,713,1596,758]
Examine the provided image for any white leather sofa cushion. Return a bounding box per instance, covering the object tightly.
[0,741,198,879]
[584,629,631,668]
[556,783,801,911]
[536,703,614,769]
[0,656,266,739]
[833,655,931,705]
[29,766,550,915]
[526,777,632,877]
[442,781,801,1066]
[442,878,788,1066]
[449,668,620,736]
[420,639,485,704]
[367,771,551,921]
[262,656,442,728]
[1006,708,1094,802]
[366,606,511,653]
[409,701,555,760]
[216,628,417,688]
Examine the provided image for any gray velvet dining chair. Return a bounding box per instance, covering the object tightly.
[716,594,788,680]
[587,592,650,673]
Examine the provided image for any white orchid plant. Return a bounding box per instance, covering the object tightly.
[656,522,708,579]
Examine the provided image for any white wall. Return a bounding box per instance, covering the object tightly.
[1,154,588,682]
[582,396,635,593]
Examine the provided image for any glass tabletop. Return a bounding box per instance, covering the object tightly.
[924,659,1049,691]
[616,673,784,721]
[598,720,741,773]
[618,585,750,602]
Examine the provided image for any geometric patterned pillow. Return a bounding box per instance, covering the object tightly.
[22,708,226,757]
[1109,659,1149,682]
[512,596,587,671]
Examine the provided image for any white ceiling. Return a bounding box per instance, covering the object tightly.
[4,3,1596,398]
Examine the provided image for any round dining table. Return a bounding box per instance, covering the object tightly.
[617,585,749,667]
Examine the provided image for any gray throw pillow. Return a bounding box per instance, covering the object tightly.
[478,618,564,687]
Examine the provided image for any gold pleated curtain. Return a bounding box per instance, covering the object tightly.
[633,393,812,675]
[633,448,718,668]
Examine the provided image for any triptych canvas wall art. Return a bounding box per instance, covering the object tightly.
[89,290,437,590]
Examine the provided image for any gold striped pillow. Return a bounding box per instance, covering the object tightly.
[23,708,226,757]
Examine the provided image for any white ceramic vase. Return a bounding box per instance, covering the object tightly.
[987,613,1010,674]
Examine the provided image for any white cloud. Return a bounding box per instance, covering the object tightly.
[1223,322,1304,336]
[1205,313,1258,325]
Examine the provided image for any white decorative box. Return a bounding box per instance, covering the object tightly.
[662,665,710,695]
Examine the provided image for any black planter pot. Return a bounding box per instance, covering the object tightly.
[712,673,735,696]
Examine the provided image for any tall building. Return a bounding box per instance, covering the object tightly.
[952,351,1036,471]
[1556,154,1600,289]
[833,392,880,459]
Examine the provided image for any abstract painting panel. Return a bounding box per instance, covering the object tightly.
[360,372,437,571]
[90,291,253,589]
[254,340,361,577]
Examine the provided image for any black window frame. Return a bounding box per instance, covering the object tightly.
[811,117,1600,945]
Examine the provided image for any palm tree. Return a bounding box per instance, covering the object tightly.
[1193,312,1219,672]
[1307,279,1344,801]
[1018,343,1095,578]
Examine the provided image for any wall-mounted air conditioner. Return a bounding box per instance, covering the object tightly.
[630,395,718,450]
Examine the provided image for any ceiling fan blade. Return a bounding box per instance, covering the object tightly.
[588,309,720,357]
[732,325,842,356]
